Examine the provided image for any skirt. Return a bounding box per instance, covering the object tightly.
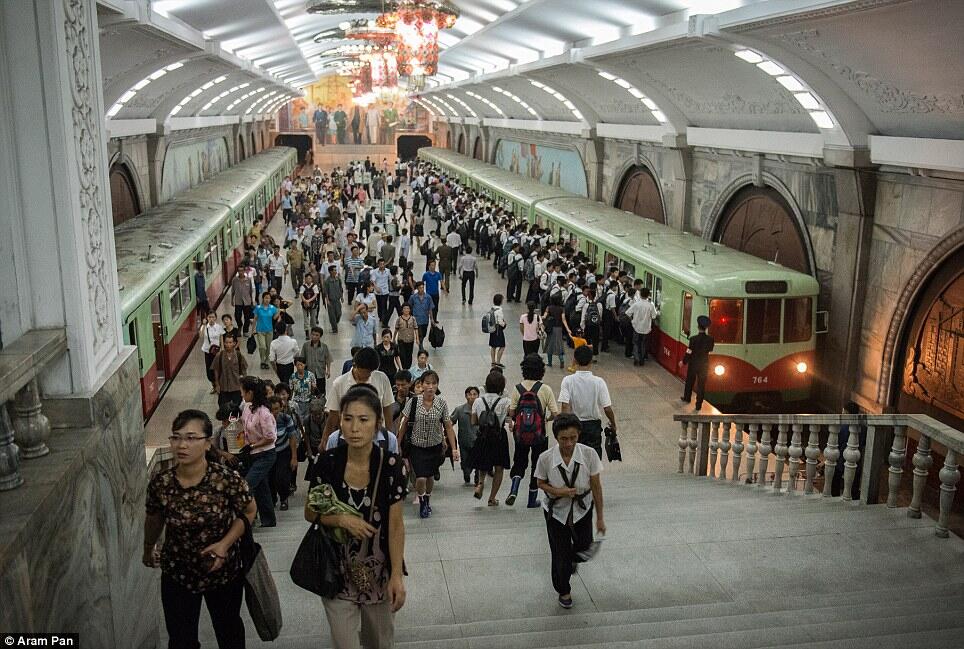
[409,443,444,478]
[488,327,506,349]
[471,430,511,473]
[414,223,424,237]
[545,327,566,357]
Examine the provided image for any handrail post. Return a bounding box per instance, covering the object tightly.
[936,450,960,539]
[886,425,907,508]
[908,435,932,519]
[804,424,821,495]
[787,424,804,494]
[730,420,744,483]
[687,422,699,475]
[823,425,840,497]
[773,424,789,492]
[842,423,863,502]
[707,421,719,479]
[719,420,731,481]
[758,424,773,487]
[745,423,759,485]
[0,407,24,491]
[10,378,51,459]
[677,421,688,474]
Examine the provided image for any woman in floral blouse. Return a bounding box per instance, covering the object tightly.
[305,385,408,649]
[144,409,256,648]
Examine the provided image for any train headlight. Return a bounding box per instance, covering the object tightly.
[714,364,725,376]
[795,361,808,374]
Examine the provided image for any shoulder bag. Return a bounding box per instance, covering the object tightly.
[238,515,283,640]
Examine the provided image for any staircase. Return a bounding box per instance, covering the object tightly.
[228,467,964,649]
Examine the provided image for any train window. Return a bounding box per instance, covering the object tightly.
[681,292,693,336]
[784,297,812,342]
[708,299,744,344]
[621,261,636,277]
[644,272,654,292]
[746,299,781,344]
[653,276,662,308]
[168,275,182,320]
[604,252,618,270]
[206,238,220,275]
[586,241,598,263]
[179,266,191,311]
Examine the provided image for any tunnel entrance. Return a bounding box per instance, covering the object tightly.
[397,135,432,161]
[615,165,664,224]
[274,134,313,164]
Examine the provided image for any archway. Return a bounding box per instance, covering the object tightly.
[397,135,432,161]
[445,130,452,149]
[895,245,964,431]
[250,132,257,155]
[109,162,141,226]
[713,185,811,275]
[457,133,465,155]
[261,131,265,151]
[274,134,312,164]
[472,136,483,161]
[615,165,664,224]
[237,134,246,161]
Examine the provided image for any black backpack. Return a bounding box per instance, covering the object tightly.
[586,300,601,326]
[477,397,502,440]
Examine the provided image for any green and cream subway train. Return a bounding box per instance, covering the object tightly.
[115,147,297,418]
[419,146,819,407]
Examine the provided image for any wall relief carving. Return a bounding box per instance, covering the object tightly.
[778,29,964,114]
[641,73,804,115]
[65,0,115,353]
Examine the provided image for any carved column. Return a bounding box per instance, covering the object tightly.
[677,421,688,473]
[936,450,959,539]
[730,421,744,483]
[804,424,821,495]
[823,425,841,497]
[842,424,864,502]
[0,0,123,395]
[773,424,790,492]
[908,435,932,519]
[708,421,719,479]
[718,420,731,481]
[886,425,907,508]
[757,424,773,487]
[745,423,759,485]
[10,379,51,458]
[787,424,804,494]
[0,407,23,491]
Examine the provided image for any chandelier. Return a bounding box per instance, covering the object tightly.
[379,1,457,84]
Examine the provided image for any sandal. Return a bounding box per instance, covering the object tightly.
[473,485,483,500]
[488,499,499,506]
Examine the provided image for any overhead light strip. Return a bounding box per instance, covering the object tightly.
[526,80,580,121]
[107,60,186,118]
[490,85,539,119]
[733,48,837,130]
[446,93,477,118]
[593,70,667,124]
[464,91,506,118]
[168,74,228,118]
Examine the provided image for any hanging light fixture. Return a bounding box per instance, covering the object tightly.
[379,1,459,87]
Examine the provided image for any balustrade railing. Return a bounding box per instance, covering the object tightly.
[0,328,68,491]
[674,412,962,538]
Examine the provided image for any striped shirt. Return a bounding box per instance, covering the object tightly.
[344,256,365,283]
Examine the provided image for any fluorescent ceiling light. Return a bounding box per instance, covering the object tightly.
[756,61,784,76]
[809,111,834,129]
[598,71,616,80]
[793,92,820,110]
[651,110,667,123]
[613,78,631,89]
[119,90,136,102]
[149,69,168,81]
[133,78,152,90]
[641,98,657,109]
[734,49,762,64]
[628,88,644,99]
[530,80,544,88]
[165,62,184,71]
[776,76,805,92]
[106,103,123,118]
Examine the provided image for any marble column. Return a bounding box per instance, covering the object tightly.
[0,0,124,396]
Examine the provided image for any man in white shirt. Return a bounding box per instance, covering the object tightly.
[625,287,660,367]
[557,345,617,459]
[268,245,287,293]
[398,229,411,261]
[371,259,392,326]
[269,326,300,384]
[323,347,395,446]
[534,412,605,609]
[445,229,462,253]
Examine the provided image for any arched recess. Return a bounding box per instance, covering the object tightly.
[445,130,452,149]
[472,136,483,161]
[261,130,266,151]
[109,162,142,226]
[614,164,665,224]
[710,182,812,275]
[397,135,432,161]
[457,133,465,155]
[274,134,312,163]
[238,134,246,161]
[893,244,964,430]
[250,132,257,155]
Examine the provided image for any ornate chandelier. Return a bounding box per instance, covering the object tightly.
[379,1,458,84]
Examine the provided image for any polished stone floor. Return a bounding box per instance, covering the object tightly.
[147,195,964,649]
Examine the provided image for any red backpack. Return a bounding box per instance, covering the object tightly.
[513,382,545,446]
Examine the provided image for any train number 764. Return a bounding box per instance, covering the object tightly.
[751,376,769,384]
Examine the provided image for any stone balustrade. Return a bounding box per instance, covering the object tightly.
[0,328,68,491]
[673,412,962,538]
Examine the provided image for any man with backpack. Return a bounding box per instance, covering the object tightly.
[505,243,525,303]
[507,354,559,507]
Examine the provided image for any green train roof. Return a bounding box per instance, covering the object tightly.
[537,197,820,298]
[417,147,491,178]
[116,147,295,316]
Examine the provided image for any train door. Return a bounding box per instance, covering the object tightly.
[676,292,694,378]
[151,295,167,389]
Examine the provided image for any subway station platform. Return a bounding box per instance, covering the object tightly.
[153,210,964,649]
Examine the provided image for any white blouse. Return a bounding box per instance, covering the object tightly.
[534,443,602,525]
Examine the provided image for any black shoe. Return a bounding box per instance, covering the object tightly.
[279,500,289,511]
[680,396,691,403]
[434,470,441,481]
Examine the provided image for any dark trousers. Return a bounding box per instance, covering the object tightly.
[510,437,549,490]
[523,339,540,356]
[161,573,245,649]
[346,281,359,304]
[245,449,276,526]
[579,419,603,460]
[601,313,616,351]
[584,322,601,355]
[461,271,475,303]
[271,274,282,293]
[417,324,428,349]
[683,363,708,409]
[428,293,440,320]
[269,445,293,504]
[276,362,294,385]
[507,275,522,302]
[399,340,414,369]
[545,506,593,596]
[283,208,293,223]
[388,295,402,319]
[525,281,541,305]
[234,305,252,334]
[622,322,634,358]
[218,390,242,410]
[205,350,217,385]
[633,331,649,364]
[376,294,390,326]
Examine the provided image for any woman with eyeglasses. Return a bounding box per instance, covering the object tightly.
[144,409,257,648]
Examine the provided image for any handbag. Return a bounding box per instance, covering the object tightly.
[289,518,344,598]
[238,515,283,640]
[246,335,257,355]
[235,445,253,473]
[345,447,385,595]
[604,426,623,462]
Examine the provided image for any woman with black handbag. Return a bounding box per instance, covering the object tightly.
[302,385,408,649]
[144,409,256,648]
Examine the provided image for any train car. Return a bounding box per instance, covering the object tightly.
[116,147,297,418]
[417,147,491,188]
[535,197,820,407]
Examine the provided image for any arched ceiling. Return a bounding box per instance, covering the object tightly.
[95,0,963,154]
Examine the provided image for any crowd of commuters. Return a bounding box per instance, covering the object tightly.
[146,156,722,649]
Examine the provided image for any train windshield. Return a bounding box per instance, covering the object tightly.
[708,299,744,344]
[784,297,812,342]
[746,299,781,343]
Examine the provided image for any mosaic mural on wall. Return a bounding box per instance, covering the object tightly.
[159,137,229,202]
[494,139,588,197]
